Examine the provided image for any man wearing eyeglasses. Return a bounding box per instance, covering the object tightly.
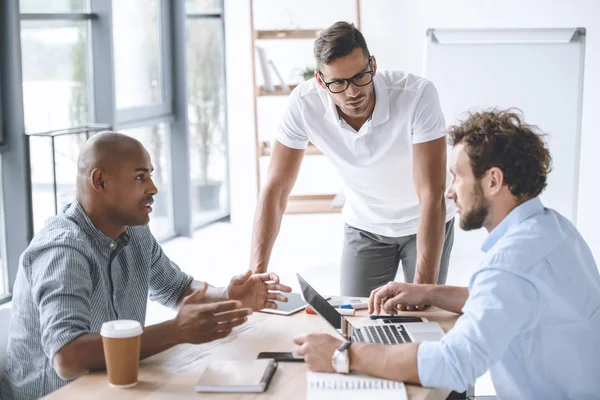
[250,21,455,302]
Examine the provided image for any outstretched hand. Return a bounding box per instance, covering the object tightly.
[175,285,251,344]
[226,271,292,311]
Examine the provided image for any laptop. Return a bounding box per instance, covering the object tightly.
[297,274,445,344]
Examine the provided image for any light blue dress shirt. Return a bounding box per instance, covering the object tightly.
[418,197,600,399]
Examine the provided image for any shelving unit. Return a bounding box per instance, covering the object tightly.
[255,84,298,97]
[255,29,323,40]
[250,0,360,214]
[258,140,323,157]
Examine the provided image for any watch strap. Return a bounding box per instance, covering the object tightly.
[338,340,352,352]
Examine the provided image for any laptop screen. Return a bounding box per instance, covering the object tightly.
[297,273,350,331]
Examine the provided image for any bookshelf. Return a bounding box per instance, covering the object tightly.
[250,0,360,214]
[255,29,323,40]
[258,141,323,157]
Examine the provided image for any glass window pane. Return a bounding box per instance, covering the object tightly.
[0,81,3,145]
[21,20,89,132]
[20,0,89,13]
[0,157,6,298]
[30,133,86,234]
[121,124,173,238]
[186,19,229,226]
[113,0,163,109]
[186,0,222,13]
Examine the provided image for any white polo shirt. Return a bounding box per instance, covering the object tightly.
[276,71,455,237]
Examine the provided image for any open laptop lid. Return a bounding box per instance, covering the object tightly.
[297,274,355,336]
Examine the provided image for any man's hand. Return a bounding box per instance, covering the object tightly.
[174,286,252,344]
[408,277,434,312]
[226,270,292,311]
[294,333,342,372]
[369,282,432,315]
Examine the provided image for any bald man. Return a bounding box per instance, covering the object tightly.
[0,132,291,399]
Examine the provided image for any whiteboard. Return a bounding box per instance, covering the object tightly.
[424,28,585,223]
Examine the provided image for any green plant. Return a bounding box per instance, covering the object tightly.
[300,66,316,81]
[187,22,224,185]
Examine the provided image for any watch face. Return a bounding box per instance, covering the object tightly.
[333,350,349,373]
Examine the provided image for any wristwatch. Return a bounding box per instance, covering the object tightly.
[331,340,352,374]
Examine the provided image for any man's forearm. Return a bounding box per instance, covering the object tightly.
[181,280,228,305]
[249,187,287,273]
[53,320,182,380]
[414,195,446,284]
[426,285,468,314]
[350,342,421,385]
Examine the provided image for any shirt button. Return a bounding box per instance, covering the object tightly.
[109,243,115,249]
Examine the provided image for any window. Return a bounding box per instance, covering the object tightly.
[21,20,89,133]
[0,0,231,300]
[112,0,175,237]
[186,0,229,227]
[21,6,93,234]
[112,0,163,110]
[29,133,88,233]
[20,0,88,13]
[186,0,222,13]
[0,159,6,299]
[121,124,173,239]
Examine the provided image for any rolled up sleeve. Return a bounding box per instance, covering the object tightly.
[30,245,93,364]
[148,236,193,309]
[417,267,539,392]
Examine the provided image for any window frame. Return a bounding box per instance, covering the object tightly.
[0,0,33,304]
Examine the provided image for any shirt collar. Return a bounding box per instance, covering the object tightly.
[481,197,544,253]
[66,200,130,250]
[321,73,390,128]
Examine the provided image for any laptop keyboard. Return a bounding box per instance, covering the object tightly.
[354,325,411,344]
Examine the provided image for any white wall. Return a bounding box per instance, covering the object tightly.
[224,0,258,255]
[225,0,600,263]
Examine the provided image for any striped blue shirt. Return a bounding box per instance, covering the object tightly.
[0,201,193,399]
[418,197,600,398]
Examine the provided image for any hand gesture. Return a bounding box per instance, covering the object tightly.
[174,284,252,344]
[293,333,342,372]
[226,271,292,311]
[369,282,431,315]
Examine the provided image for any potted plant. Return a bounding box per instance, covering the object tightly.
[187,22,225,211]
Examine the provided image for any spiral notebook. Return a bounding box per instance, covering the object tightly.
[307,371,407,400]
[195,359,277,393]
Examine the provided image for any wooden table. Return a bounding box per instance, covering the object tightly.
[47,300,459,399]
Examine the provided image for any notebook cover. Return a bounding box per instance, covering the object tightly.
[195,359,277,393]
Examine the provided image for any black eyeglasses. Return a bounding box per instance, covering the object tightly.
[318,56,374,94]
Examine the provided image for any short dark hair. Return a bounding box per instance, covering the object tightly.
[314,21,370,68]
[449,109,552,201]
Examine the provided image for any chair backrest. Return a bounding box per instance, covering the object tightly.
[0,308,11,373]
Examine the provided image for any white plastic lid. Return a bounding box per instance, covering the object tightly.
[100,320,143,338]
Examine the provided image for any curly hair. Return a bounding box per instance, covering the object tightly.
[448,109,552,201]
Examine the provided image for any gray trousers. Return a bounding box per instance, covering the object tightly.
[340,219,455,296]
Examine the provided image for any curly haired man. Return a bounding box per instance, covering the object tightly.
[295,109,600,399]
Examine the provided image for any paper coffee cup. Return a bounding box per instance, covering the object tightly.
[101,320,143,388]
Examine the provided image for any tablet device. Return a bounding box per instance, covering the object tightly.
[259,292,330,316]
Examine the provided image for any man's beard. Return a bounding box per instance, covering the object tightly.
[459,181,489,231]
